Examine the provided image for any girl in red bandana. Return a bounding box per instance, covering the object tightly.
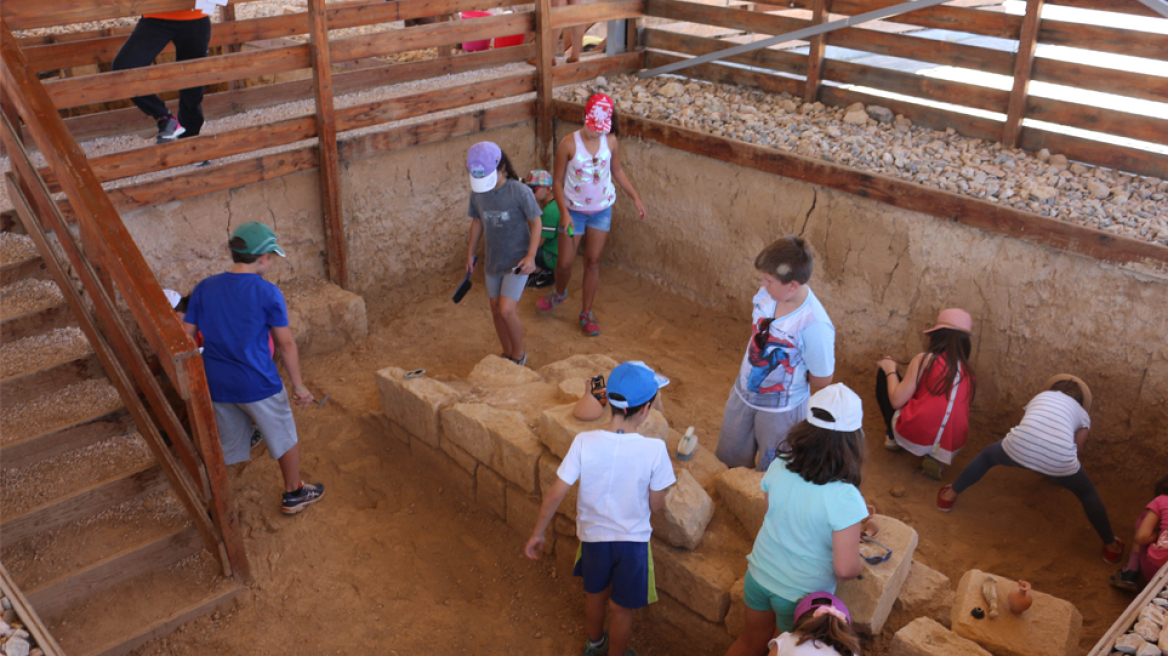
[537,93,647,338]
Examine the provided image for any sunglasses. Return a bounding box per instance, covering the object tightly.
[861,536,893,565]
[753,317,774,350]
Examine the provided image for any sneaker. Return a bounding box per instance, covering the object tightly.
[249,426,263,449]
[1109,568,1141,592]
[1103,539,1126,565]
[883,433,902,451]
[936,485,955,513]
[281,481,325,515]
[536,290,566,313]
[527,269,556,288]
[582,633,608,656]
[580,311,600,337]
[509,352,528,367]
[156,116,185,143]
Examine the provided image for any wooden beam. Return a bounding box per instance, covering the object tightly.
[0,564,66,656]
[554,99,1168,270]
[831,0,1020,38]
[802,0,829,103]
[643,51,803,96]
[80,585,241,656]
[1039,16,1168,62]
[0,300,73,341]
[1019,126,1168,180]
[1032,57,1168,106]
[2,0,237,30]
[0,253,48,285]
[0,408,132,470]
[1044,0,1162,16]
[535,0,556,171]
[1002,0,1043,148]
[329,11,533,63]
[0,352,103,407]
[307,0,347,290]
[1024,96,1168,148]
[549,0,644,29]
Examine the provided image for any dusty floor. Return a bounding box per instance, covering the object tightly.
[130,261,1147,655]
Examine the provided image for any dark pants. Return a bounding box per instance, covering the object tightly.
[875,368,896,434]
[952,440,1115,544]
[111,17,212,135]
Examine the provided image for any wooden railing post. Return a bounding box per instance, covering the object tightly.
[802,0,830,103]
[307,0,348,289]
[0,90,18,156]
[220,4,243,90]
[1002,0,1043,149]
[534,0,555,171]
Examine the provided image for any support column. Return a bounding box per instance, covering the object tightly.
[1002,0,1043,149]
[535,0,556,171]
[307,0,348,289]
[802,0,830,103]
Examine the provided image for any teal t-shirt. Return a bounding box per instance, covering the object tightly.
[746,459,868,602]
[538,200,561,270]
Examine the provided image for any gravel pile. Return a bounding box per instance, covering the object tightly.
[560,75,1168,246]
[1112,587,1167,655]
[0,327,92,379]
[0,233,37,268]
[0,279,62,321]
[0,378,122,444]
[0,594,46,656]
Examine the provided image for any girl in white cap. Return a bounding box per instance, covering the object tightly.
[876,308,977,480]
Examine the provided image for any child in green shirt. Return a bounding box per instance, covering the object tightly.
[525,170,560,289]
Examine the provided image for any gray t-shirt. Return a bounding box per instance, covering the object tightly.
[468,179,543,275]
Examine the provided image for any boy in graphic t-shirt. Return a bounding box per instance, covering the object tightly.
[716,235,836,472]
[525,361,677,656]
[183,223,325,515]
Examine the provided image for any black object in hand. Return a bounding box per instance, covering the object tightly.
[453,257,478,304]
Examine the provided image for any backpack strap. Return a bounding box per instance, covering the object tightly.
[931,364,962,456]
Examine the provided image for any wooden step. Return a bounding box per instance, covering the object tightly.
[1,407,132,469]
[26,526,201,618]
[0,300,73,341]
[0,351,103,406]
[0,253,49,286]
[1,464,166,545]
[80,584,241,656]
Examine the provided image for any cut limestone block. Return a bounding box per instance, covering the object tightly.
[376,366,461,448]
[537,353,620,384]
[645,591,735,654]
[410,436,473,498]
[640,408,669,440]
[468,354,543,386]
[891,618,993,656]
[440,436,478,475]
[836,514,919,635]
[558,378,588,402]
[663,428,728,493]
[894,560,955,628]
[726,577,746,638]
[651,470,715,550]
[476,466,507,519]
[365,410,410,444]
[715,468,767,537]
[951,570,1082,656]
[442,403,541,493]
[285,279,368,357]
[506,488,542,536]
[538,454,577,519]
[652,537,741,623]
[540,403,668,458]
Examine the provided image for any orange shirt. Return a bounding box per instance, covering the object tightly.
[143,9,209,20]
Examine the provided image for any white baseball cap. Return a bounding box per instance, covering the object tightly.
[806,383,863,432]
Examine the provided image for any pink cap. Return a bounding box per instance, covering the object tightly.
[794,592,851,625]
[923,308,973,334]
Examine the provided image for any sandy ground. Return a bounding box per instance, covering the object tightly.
[120,257,1149,655]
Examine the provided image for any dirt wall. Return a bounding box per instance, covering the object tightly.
[560,123,1168,476]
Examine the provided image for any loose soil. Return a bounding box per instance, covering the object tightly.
[125,262,1145,655]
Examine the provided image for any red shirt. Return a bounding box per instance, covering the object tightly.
[894,356,973,455]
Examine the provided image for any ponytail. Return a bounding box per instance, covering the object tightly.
[791,613,862,656]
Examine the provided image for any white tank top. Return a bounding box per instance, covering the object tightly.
[564,131,616,213]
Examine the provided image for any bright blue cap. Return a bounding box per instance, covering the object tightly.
[607,361,670,409]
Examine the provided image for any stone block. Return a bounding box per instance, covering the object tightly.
[651,470,715,550]
[644,591,735,654]
[365,410,412,445]
[891,618,992,656]
[640,408,669,440]
[284,279,368,357]
[663,428,728,493]
[726,577,746,638]
[538,454,577,519]
[476,466,507,519]
[652,538,740,623]
[468,354,543,386]
[537,353,620,383]
[715,468,767,537]
[951,570,1082,656]
[440,436,478,475]
[410,436,472,498]
[376,366,461,448]
[442,404,541,492]
[894,560,955,628]
[506,487,542,537]
[557,378,588,402]
[836,514,919,635]
[539,403,608,458]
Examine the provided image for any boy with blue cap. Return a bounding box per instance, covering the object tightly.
[525,361,677,656]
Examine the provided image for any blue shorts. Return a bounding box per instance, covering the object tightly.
[567,206,613,234]
[573,541,657,609]
[743,570,799,632]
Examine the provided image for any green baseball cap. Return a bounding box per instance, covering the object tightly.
[230,222,286,257]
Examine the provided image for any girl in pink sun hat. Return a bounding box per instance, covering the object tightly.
[875,308,977,480]
[763,592,862,656]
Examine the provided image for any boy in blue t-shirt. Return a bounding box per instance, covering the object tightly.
[183,222,325,515]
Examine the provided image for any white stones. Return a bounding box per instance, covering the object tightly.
[836,514,919,635]
[1118,633,1148,654]
[891,618,992,656]
[1136,620,1162,642]
[714,468,766,537]
[1028,185,1058,202]
[778,99,798,113]
[867,105,894,124]
[1087,180,1111,199]
[843,106,870,125]
[467,355,542,386]
[6,637,30,656]
[376,366,461,448]
[1048,153,1069,170]
[441,403,541,492]
[952,570,1082,656]
[660,80,686,98]
[1136,643,1162,656]
[651,470,715,550]
[1141,604,1165,627]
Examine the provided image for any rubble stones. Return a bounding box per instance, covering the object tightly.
[441,403,541,493]
[891,618,993,656]
[467,355,543,386]
[651,470,715,550]
[867,105,894,124]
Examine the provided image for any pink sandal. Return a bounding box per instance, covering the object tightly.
[537,291,566,313]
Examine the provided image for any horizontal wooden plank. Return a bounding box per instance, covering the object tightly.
[831,0,1021,39]
[1044,0,1163,16]
[644,28,807,77]
[1026,96,1168,148]
[329,11,533,63]
[1039,18,1168,62]
[26,526,201,618]
[553,98,1168,269]
[0,408,132,469]
[550,0,645,29]
[1,301,74,342]
[0,254,48,286]
[1032,57,1168,105]
[0,465,165,545]
[3,0,238,30]
[0,352,102,406]
[818,84,1002,141]
[643,51,803,97]
[80,584,241,656]
[645,0,810,40]
[338,99,535,161]
[1019,127,1168,180]
[336,72,535,132]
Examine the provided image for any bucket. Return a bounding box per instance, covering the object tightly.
[460,11,492,52]
[493,33,525,48]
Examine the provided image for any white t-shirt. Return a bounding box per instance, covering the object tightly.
[735,287,835,412]
[557,430,677,542]
[1001,390,1090,477]
[768,633,844,656]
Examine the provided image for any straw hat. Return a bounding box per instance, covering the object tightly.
[1044,374,1092,413]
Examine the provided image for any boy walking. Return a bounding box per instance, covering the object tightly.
[182,223,325,515]
[524,169,560,289]
[716,235,835,471]
[525,362,677,656]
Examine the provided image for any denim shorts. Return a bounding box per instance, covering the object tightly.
[568,205,613,234]
[742,570,799,632]
[484,271,528,301]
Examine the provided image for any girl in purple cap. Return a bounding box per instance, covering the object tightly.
[766,592,862,656]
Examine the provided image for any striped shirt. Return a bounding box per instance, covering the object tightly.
[1001,391,1090,477]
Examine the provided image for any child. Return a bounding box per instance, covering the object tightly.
[766,592,862,656]
[465,142,542,366]
[876,308,976,480]
[727,384,868,656]
[716,236,835,472]
[524,169,560,289]
[1110,473,1168,591]
[537,93,647,338]
[182,223,325,515]
[938,375,1126,564]
[524,361,676,656]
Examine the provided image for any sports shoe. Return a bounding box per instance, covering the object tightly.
[536,290,566,313]
[249,426,263,449]
[509,352,528,367]
[580,311,600,337]
[1103,539,1126,565]
[281,481,325,515]
[883,433,902,451]
[156,115,185,143]
[582,633,608,656]
[527,269,556,288]
[936,485,955,513]
[1109,568,1141,592]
